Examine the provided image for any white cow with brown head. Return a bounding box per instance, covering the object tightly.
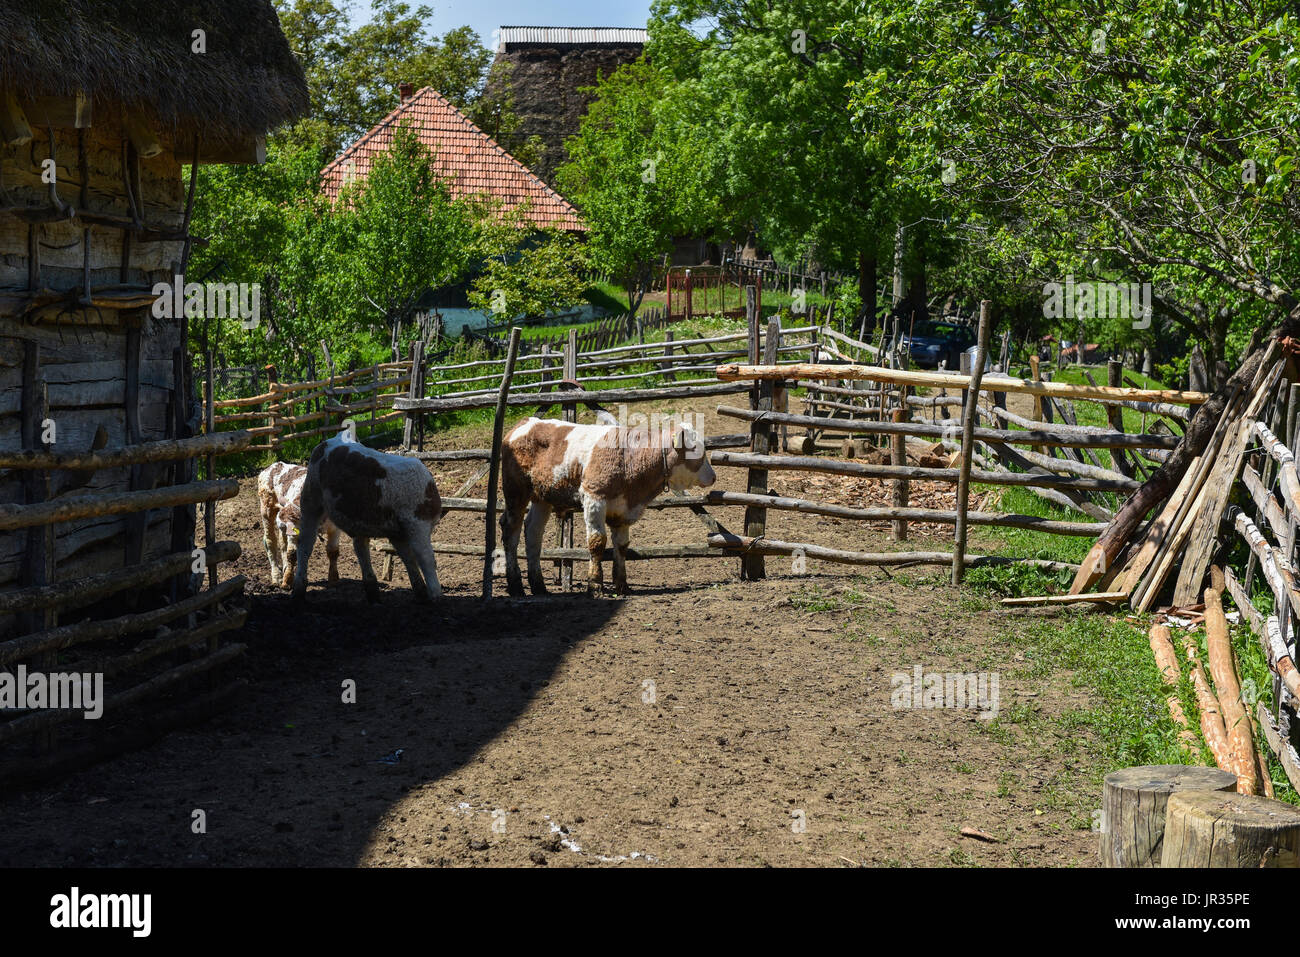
[257,461,342,589]
[500,417,715,596]
[291,433,444,603]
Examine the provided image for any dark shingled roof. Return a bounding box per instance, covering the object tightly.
[0,0,308,139]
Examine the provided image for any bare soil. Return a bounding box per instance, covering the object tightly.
[0,402,1102,867]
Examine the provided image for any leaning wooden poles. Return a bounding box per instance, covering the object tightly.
[482,327,522,600]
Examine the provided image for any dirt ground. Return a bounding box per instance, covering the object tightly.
[0,401,1104,867]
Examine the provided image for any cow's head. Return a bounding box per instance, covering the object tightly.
[666,424,715,492]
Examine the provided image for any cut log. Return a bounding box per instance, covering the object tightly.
[1160,791,1300,867]
[1177,628,1235,774]
[1147,625,1201,757]
[1099,765,1236,867]
[1203,568,1262,795]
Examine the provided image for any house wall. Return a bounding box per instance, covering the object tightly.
[0,120,189,593]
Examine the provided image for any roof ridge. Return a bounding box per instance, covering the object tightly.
[321,92,422,179]
[319,86,581,229]
[412,86,578,217]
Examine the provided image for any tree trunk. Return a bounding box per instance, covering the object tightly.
[891,222,905,313]
[1100,765,1237,867]
[858,252,877,341]
[1161,791,1300,867]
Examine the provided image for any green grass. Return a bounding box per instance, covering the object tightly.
[583,282,629,314]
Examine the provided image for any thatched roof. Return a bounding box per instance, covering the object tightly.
[0,0,308,140]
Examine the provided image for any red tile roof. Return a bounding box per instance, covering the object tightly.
[319,87,583,232]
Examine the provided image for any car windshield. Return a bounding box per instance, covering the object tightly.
[910,321,966,339]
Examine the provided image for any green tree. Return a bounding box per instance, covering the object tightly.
[558,60,698,319]
[468,226,589,323]
[275,0,500,155]
[649,0,944,334]
[335,125,480,354]
[846,0,1300,378]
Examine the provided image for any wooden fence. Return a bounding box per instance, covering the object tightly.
[0,428,249,785]
[386,292,1203,593]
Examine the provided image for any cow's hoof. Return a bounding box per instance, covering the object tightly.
[507,584,527,598]
[526,577,548,596]
[614,583,629,597]
[326,574,341,587]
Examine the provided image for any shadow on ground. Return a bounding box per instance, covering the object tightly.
[0,579,618,867]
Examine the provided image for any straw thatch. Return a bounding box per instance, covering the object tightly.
[0,0,308,139]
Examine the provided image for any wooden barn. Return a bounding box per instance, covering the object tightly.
[0,0,306,781]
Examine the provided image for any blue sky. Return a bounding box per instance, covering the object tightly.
[348,1,654,49]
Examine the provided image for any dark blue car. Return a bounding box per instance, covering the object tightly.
[901,319,977,370]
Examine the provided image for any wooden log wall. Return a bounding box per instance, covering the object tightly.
[0,114,247,784]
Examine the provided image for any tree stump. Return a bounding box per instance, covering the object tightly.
[1100,765,1236,867]
[1161,791,1300,867]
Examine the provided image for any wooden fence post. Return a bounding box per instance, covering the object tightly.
[19,342,56,752]
[369,363,379,437]
[204,349,217,589]
[403,340,423,450]
[663,329,676,382]
[1107,359,1133,478]
[952,300,992,585]
[483,327,522,599]
[892,405,909,541]
[558,330,578,590]
[267,368,281,456]
[742,308,778,581]
[124,327,146,571]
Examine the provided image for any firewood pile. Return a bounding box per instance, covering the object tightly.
[1063,337,1300,794]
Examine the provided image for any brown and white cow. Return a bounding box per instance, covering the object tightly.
[257,461,342,589]
[500,417,716,597]
[291,434,444,603]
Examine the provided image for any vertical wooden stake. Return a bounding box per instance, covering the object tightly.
[1107,359,1133,478]
[483,327,523,600]
[267,368,281,456]
[558,329,578,591]
[403,340,423,450]
[891,405,909,541]
[952,300,991,585]
[204,348,217,589]
[742,313,779,581]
